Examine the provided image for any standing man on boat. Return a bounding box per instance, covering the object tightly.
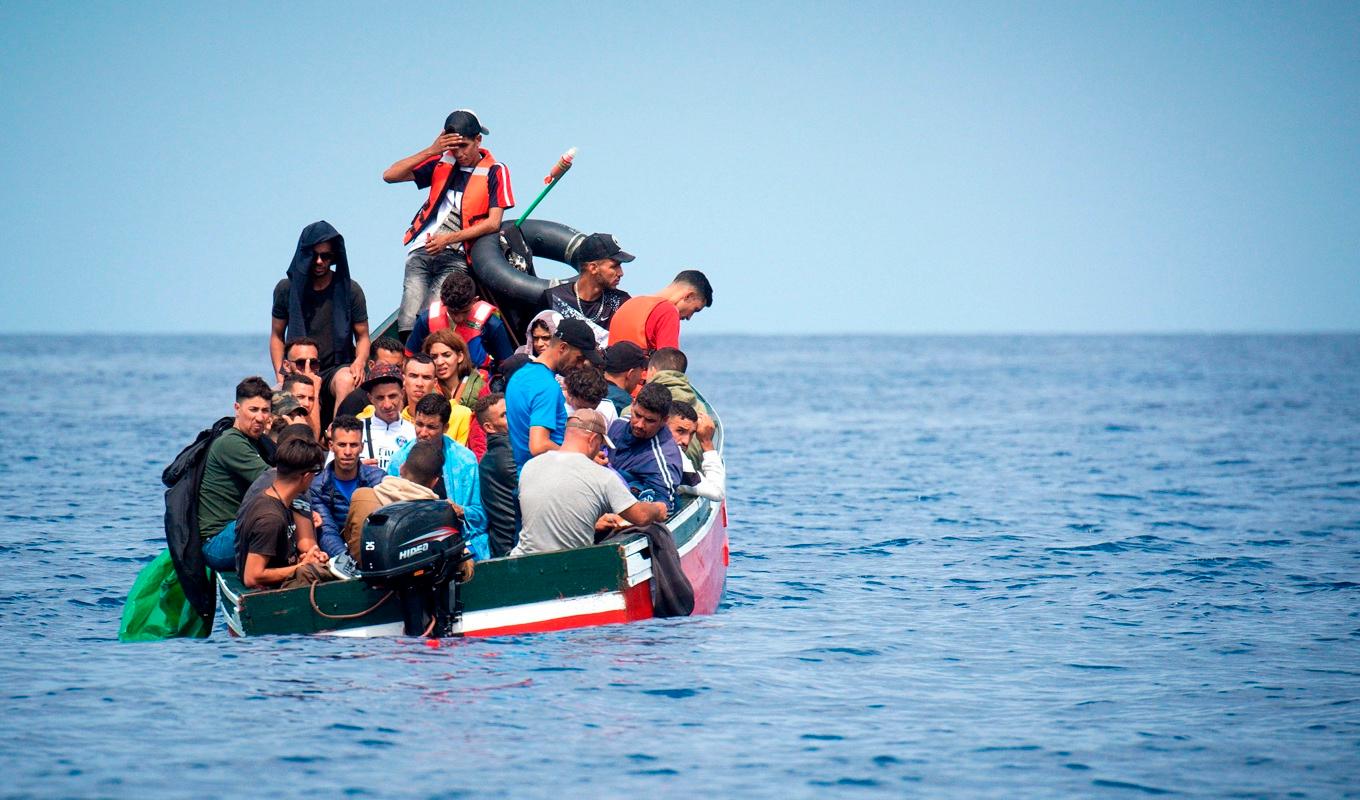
[543,233,635,348]
[505,319,603,470]
[607,270,713,355]
[270,221,371,419]
[383,109,515,340]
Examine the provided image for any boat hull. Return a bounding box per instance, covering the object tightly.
[218,495,727,638]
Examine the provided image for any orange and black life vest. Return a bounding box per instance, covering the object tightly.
[428,298,498,368]
[402,149,498,247]
[607,295,666,353]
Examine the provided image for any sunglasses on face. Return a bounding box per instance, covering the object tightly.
[313,251,337,263]
[291,358,319,369]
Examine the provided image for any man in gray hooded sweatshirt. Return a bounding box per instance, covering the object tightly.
[270,221,371,418]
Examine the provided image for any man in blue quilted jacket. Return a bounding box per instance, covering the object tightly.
[309,415,386,558]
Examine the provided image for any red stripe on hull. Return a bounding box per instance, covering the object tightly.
[465,605,631,638]
[682,503,729,615]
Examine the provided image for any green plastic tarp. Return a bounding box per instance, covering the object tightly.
[118,548,211,641]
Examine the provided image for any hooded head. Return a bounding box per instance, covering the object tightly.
[285,221,355,366]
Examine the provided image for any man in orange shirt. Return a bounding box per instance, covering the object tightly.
[606,270,713,355]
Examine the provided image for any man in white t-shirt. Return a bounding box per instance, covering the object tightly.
[510,409,666,557]
[383,109,515,337]
[354,362,415,470]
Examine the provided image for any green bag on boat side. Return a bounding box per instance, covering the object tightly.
[118,548,211,641]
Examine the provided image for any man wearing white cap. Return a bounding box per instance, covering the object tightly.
[510,408,666,556]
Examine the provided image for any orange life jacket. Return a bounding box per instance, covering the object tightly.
[607,295,666,353]
[402,149,498,247]
[428,298,498,367]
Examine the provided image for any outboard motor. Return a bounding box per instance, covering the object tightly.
[358,501,470,637]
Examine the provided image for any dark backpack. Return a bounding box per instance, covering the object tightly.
[162,416,235,621]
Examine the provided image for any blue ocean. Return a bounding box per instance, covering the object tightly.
[1,333,1356,798]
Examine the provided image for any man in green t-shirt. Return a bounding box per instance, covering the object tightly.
[200,376,274,572]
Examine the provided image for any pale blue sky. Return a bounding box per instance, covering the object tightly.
[2,1,1356,334]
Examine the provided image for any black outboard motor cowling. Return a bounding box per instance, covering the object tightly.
[358,501,469,637]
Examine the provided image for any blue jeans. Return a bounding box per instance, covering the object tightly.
[202,521,237,572]
[399,247,467,331]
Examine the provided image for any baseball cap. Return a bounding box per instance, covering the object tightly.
[360,361,404,391]
[444,109,489,137]
[553,319,604,366]
[566,408,615,449]
[603,341,647,373]
[574,233,635,266]
[271,391,304,417]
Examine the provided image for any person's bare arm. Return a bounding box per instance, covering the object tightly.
[294,510,324,558]
[270,318,288,383]
[527,426,560,457]
[383,133,459,183]
[243,553,295,589]
[350,321,371,383]
[619,500,668,527]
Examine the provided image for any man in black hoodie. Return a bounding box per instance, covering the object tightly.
[270,221,371,417]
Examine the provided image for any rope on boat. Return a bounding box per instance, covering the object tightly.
[309,582,394,620]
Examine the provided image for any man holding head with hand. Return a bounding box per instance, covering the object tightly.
[384,109,515,337]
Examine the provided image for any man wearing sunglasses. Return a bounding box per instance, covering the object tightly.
[383,109,514,339]
[271,220,371,421]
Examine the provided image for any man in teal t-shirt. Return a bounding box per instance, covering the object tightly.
[504,319,602,471]
[199,376,274,571]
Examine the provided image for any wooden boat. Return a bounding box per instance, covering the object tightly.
[216,245,729,637]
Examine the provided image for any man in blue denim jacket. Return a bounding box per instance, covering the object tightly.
[309,415,386,558]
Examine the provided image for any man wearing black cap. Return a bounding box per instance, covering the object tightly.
[504,318,603,471]
[542,232,635,348]
[603,341,648,415]
[383,109,515,336]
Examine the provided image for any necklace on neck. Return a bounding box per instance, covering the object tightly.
[573,283,603,322]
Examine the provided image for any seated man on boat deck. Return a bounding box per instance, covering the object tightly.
[542,232,635,348]
[340,438,472,581]
[505,318,603,471]
[279,370,322,439]
[399,352,481,455]
[667,401,725,503]
[270,221,371,418]
[310,415,387,559]
[200,377,274,572]
[353,362,414,470]
[603,342,648,415]
[236,436,335,590]
[404,271,515,371]
[646,347,708,466]
[387,393,489,560]
[384,109,515,340]
[510,409,666,557]
[475,393,519,558]
[564,364,619,425]
[607,270,713,355]
[335,336,406,418]
[607,383,684,512]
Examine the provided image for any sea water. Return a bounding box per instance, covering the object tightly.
[0,334,1356,798]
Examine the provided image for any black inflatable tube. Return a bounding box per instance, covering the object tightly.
[469,219,586,308]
